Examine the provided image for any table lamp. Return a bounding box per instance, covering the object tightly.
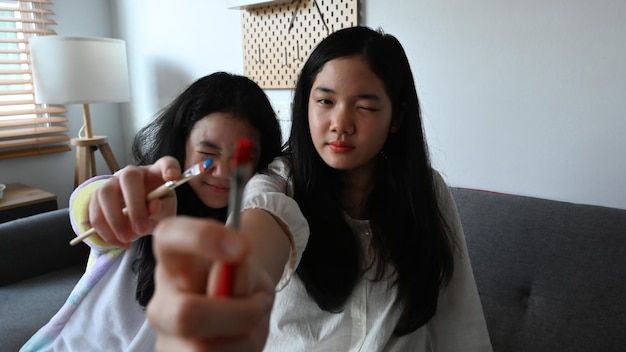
[29,36,130,187]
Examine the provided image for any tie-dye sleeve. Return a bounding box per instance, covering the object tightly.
[69,175,122,252]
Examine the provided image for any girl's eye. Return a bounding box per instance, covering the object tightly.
[358,106,380,112]
[317,98,332,105]
[199,151,218,156]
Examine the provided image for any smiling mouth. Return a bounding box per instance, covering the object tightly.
[206,183,229,194]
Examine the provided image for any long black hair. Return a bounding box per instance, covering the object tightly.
[131,72,282,306]
[286,26,456,335]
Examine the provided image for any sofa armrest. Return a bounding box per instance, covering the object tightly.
[0,208,89,286]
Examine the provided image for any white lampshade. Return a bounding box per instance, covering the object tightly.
[29,36,130,104]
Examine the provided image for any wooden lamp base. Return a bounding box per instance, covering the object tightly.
[71,136,120,187]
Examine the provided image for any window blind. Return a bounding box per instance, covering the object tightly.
[0,0,70,160]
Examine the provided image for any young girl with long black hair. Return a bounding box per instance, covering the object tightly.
[21,72,283,351]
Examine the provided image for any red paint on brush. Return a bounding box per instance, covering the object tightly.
[232,137,254,166]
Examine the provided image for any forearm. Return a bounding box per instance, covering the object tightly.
[239,158,310,290]
[240,209,291,286]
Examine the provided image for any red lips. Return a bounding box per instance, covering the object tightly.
[328,140,354,153]
[206,182,230,194]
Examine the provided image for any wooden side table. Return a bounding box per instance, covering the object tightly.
[0,183,58,223]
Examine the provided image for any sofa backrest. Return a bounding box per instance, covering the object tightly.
[452,188,626,352]
[0,208,89,286]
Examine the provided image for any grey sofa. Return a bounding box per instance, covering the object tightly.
[0,208,88,350]
[1,190,625,351]
[453,188,626,352]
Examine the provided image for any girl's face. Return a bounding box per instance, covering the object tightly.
[185,112,259,209]
[308,56,394,176]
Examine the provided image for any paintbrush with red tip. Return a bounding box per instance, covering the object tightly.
[215,137,254,296]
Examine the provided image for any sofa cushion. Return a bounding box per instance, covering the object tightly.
[0,208,89,286]
[0,265,84,350]
[452,188,626,352]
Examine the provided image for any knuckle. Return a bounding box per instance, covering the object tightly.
[170,299,208,337]
[118,166,142,182]
[146,291,195,335]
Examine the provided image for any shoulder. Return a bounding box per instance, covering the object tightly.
[264,156,292,180]
[431,169,451,201]
[247,156,294,196]
[430,169,460,223]
[431,168,447,187]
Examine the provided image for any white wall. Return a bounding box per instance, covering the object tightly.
[363,0,626,209]
[111,1,245,134]
[2,0,624,210]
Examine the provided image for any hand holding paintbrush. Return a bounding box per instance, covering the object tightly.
[70,159,213,246]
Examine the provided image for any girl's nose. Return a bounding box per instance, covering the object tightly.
[210,158,231,179]
[330,107,355,135]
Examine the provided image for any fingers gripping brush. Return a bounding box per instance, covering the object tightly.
[215,137,254,296]
[70,159,213,246]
